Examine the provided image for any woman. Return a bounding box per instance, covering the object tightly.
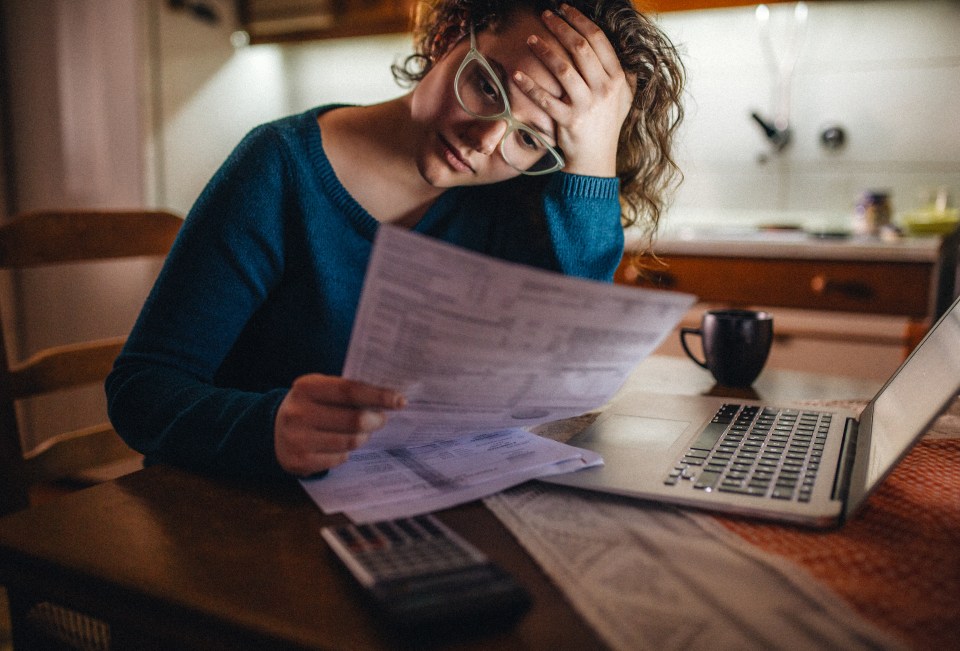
[106,0,684,479]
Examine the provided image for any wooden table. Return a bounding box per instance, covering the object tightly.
[0,358,881,650]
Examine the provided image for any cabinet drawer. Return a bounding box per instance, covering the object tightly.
[616,255,933,316]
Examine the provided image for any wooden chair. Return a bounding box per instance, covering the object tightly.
[0,210,182,516]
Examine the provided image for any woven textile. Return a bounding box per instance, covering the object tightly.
[719,438,960,649]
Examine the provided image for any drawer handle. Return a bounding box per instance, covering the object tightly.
[810,275,874,300]
[621,264,676,289]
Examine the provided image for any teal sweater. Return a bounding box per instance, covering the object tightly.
[106,106,624,478]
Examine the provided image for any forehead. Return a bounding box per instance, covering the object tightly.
[475,11,564,98]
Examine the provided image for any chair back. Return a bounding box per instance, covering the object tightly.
[0,210,181,515]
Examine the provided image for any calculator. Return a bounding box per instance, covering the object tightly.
[321,514,531,634]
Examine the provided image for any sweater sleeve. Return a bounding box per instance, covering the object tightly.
[541,173,624,281]
[487,172,624,281]
[106,125,292,479]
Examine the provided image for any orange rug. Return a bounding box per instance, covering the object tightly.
[719,438,960,649]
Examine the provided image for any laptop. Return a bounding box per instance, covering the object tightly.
[543,295,960,528]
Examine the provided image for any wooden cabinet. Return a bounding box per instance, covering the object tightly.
[616,231,953,355]
[236,0,416,44]
[236,0,800,44]
[617,255,934,317]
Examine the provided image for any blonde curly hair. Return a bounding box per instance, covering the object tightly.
[393,0,685,236]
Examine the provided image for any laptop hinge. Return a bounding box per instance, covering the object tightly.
[831,417,859,502]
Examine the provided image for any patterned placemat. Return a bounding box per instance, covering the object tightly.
[718,436,960,649]
[486,483,902,650]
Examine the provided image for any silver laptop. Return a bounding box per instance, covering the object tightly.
[543,295,960,528]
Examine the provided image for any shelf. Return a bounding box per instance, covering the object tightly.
[236,0,416,44]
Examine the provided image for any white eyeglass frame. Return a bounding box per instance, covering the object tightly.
[453,26,565,176]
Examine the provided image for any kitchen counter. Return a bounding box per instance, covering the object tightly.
[618,221,959,354]
[630,227,943,263]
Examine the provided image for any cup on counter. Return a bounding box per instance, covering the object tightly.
[680,310,773,387]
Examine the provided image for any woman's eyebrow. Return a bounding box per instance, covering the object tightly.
[487,55,556,139]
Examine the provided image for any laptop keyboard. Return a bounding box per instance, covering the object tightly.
[664,403,831,502]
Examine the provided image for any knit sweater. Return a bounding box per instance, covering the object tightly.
[106,106,624,478]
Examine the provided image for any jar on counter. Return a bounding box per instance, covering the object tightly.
[854,191,892,236]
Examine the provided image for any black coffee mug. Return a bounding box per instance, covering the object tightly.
[680,309,773,387]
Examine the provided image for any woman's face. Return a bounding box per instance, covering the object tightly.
[408,10,564,188]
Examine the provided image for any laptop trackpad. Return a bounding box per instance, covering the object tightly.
[579,415,690,450]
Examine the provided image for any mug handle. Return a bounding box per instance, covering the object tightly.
[680,327,709,370]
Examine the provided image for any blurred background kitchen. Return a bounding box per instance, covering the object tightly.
[1,0,958,451]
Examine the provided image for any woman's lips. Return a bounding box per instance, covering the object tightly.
[440,136,474,173]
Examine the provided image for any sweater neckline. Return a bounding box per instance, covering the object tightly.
[304,106,462,241]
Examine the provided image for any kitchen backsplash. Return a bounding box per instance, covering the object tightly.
[155,0,960,230]
[655,0,960,229]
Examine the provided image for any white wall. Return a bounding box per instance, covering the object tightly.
[150,0,288,211]
[151,0,410,214]
[658,0,960,227]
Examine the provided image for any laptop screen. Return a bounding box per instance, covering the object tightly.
[846,297,960,517]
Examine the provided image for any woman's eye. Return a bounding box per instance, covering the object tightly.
[517,130,546,152]
[476,71,500,103]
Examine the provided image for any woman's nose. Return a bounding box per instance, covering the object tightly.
[464,119,507,155]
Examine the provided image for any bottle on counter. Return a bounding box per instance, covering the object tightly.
[854,190,892,237]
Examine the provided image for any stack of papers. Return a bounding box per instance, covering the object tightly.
[300,226,694,523]
[301,428,601,523]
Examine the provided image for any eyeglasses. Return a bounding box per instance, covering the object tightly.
[453,26,565,175]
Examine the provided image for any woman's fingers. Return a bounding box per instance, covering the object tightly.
[512,65,565,120]
[517,5,629,123]
[538,6,626,98]
[539,8,603,93]
[274,375,405,476]
[518,5,632,177]
[296,374,406,410]
[552,4,623,81]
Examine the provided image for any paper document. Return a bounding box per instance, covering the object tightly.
[301,428,602,523]
[344,226,696,449]
[301,225,695,522]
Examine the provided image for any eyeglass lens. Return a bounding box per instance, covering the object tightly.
[455,58,561,174]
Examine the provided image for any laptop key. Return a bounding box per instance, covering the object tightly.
[718,485,767,496]
[690,421,729,451]
[694,470,722,490]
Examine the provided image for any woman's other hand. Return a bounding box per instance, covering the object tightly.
[275,374,405,476]
[515,3,635,178]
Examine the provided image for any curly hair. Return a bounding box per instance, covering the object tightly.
[392,0,685,237]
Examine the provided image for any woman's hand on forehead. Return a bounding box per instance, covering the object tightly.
[512,3,633,178]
